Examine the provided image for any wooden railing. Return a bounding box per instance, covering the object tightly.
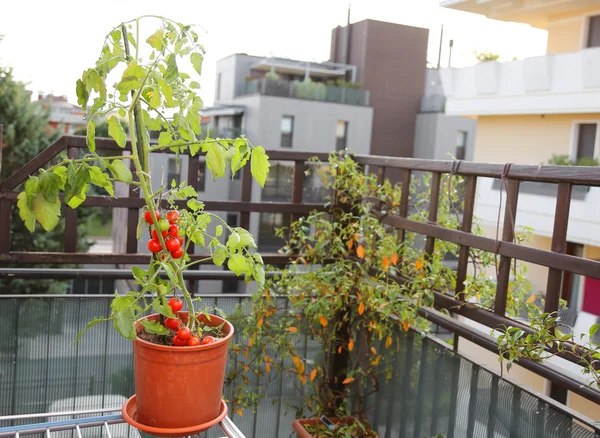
[2,135,600,405]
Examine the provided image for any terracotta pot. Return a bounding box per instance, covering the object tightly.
[292,417,357,438]
[133,312,233,429]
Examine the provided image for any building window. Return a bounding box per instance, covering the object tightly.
[258,212,291,251]
[263,163,293,201]
[455,131,467,160]
[167,158,180,186]
[574,123,598,161]
[226,213,239,227]
[198,161,206,192]
[336,120,348,151]
[588,15,600,48]
[281,115,294,148]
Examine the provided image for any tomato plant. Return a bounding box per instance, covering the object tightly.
[16,16,270,346]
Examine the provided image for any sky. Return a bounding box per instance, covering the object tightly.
[0,0,548,106]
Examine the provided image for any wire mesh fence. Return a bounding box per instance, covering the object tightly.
[1,295,598,438]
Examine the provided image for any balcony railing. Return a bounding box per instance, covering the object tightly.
[440,47,600,115]
[2,136,600,436]
[238,78,371,106]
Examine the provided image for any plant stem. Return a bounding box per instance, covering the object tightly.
[122,22,198,330]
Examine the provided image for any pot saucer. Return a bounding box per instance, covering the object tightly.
[122,395,228,437]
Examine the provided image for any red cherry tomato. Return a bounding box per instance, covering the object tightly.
[166,210,180,223]
[177,327,191,341]
[165,318,180,330]
[171,248,184,259]
[201,336,216,345]
[168,224,179,238]
[168,298,183,312]
[147,239,162,253]
[177,236,185,246]
[144,210,160,225]
[151,228,168,240]
[186,336,200,346]
[165,238,181,252]
[172,336,187,346]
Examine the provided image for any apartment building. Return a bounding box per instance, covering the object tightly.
[440,0,600,419]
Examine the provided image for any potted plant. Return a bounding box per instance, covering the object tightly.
[227,154,538,437]
[15,16,269,436]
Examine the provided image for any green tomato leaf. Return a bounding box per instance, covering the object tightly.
[186,110,201,136]
[206,142,226,179]
[253,264,265,289]
[87,120,96,153]
[39,170,61,203]
[213,244,227,266]
[164,54,179,83]
[53,166,67,189]
[215,225,223,237]
[76,79,89,110]
[108,116,127,148]
[116,61,145,92]
[140,318,169,335]
[110,29,121,42]
[89,166,115,197]
[146,28,165,51]
[227,254,249,276]
[17,191,35,232]
[152,301,176,318]
[227,232,240,249]
[32,193,61,231]
[158,78,174,107]
[251,146,270,188]
[190,53,203,76]
[158,131,173,147]
[73,317,111,343]
[108,159,132,184]
[236,228,257,249]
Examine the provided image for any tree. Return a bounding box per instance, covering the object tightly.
[0,68,90,294]
[475,50,500,63]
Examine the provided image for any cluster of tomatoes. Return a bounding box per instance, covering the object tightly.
[165,298,216,347]
[144,209,184,259]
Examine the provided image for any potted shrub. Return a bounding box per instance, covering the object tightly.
[15,16,269,435]
[227,154,537,437]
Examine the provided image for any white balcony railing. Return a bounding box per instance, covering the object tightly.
[440,48,600,116]
[475,177,600,248]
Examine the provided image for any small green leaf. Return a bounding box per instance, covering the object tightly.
[131,266,147,282]
[152,301,176,318]
[140,319,169,335]
[215,225,223,237]
[116,61,145,92]
[227,232,240,249]
[17,192,35,232]
[190,81,200,89]
[87,120,96,153]
[590,324,599,337]
[108,159,132,184]
[76,79,89,109]
[39,171,61,202]
[164,54,179,83]
[52,166,67,189]
[89,166,115,197]
[213,244,227,266]
[187,198,203,211]
[108,116,127,148]
[227,254,249,276]
[250,146,270,188]
[158,78,174,107]
[186,110,201,136]
[158,131,173,146]
[190,53,203,76]
[73,317,111,344]
[236,228,256,248]
[32,194,61,231]
[146,28,165,51]
[206,142,226,179]
[110,29,121,42]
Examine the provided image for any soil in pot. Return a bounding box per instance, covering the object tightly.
[132,312,233,430]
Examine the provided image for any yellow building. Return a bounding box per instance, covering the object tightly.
[441,0,600,421]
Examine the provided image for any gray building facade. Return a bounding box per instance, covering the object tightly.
[414,69,477,161]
